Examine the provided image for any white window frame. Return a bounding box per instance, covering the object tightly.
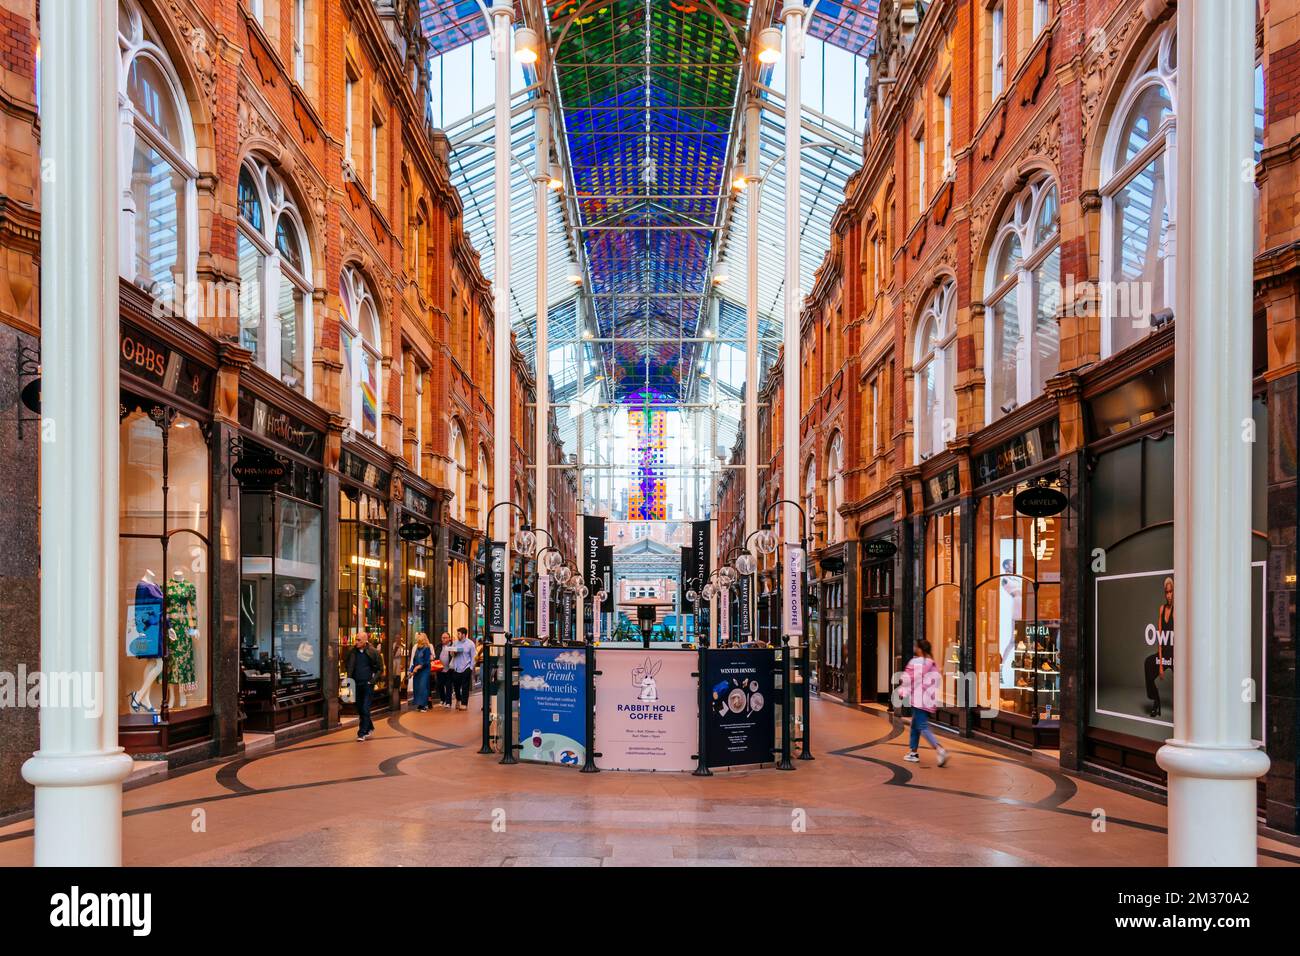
[1033,0,1050,38]
[915,130,927,211]
[983,177,1061,424]
[449,420,467,523]
[991,2,1006,99]
[1098,24,1178,359]
[370,118,379,196]
[237,158,314,394]
[293,0,306,84]
[942,91,954,179]
[913,280,957,464]
[117,0,199,318]
[344,76,355,167]
[339,265,382,439]
[826,432,845,543]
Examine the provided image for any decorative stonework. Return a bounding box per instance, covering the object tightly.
[163,0,219,112]
[1025,111,1063,174]
[237,95,278,146]
[1079,5,1146,146]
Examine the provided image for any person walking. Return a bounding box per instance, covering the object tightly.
[435,631,452,709]
[448,626,476,710]
[899,638,949,766]
[345,634,383,741]
[408,633,432,711]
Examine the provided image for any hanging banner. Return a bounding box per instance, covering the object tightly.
[692,520,711,590]
[783,544,804,636]
[705,648,776,767]
[738,574,753,638]
[518,647,587,766]
[583,515,606,593]
[537,574,551,641]
[680,546,695,613]
[594,650,698,771]
[560,589,573,643]
[719,586,731,644]
[487,541,507,634]
[600,544,614,614]
[592,596,601,642]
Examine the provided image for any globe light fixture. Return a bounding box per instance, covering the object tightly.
[701,583,716,602]
[544,549,565,572]
[555,565,573,585]
[516,528,537,557]
[756,27,782,64]
[514,26,540,65]
[686,589,698,603]
[735,553,756,576]
[754,528,778,555]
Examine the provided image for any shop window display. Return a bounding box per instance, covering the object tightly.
[405,540,431,658]
[923,507,962,707]
[119,397,210,717]
[339,488,389,699]
[238,455,324,705]
[974,482,1062,720]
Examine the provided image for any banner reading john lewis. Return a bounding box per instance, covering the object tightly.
[594,650,697,770]
[705,649,775,767]
[517,647,587,766]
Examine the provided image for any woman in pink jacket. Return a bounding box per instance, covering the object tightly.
[900,639,950,766]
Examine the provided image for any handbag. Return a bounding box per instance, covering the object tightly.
[430,658,446,673]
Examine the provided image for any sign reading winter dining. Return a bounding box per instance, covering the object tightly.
[593,649,698,771]
[517,647,587,767]
[705,649,775,768]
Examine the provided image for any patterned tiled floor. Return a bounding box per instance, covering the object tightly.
[1,697,1296,867]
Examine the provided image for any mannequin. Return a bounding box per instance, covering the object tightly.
[166,567,199,710]
[128,569,165,714]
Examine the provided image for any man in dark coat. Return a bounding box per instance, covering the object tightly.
[345,635,383,740]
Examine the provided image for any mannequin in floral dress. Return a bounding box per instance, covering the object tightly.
[166,569,199,708]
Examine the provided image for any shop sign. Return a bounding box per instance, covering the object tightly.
[238,388,322,460]
[121,323,212,407]
[398,520,432,542]
[680,546,695,596]
[783,545,804,636]
[925,466,960,506]
[582,515,605,593]
[517,647,587,766]
[403,486,434,519]
[600,544,614,614]
[20,378,40,414]
[863,537,897,561]
[705,648,776,767]
[976,420,1059,486]
[692,520,711,591]
[487,541,507,634]
[340,448,390,495]
[560,588,573,643]
[231,443,286,491]
[1014,486,1068,518]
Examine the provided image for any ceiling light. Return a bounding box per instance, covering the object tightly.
[702,328,714,338]
[548,174,564,191]
[712,273,728,284]
[514,26,540,65]
[732,174,749,191]
[567,272,584,284]
[757,27,782,64]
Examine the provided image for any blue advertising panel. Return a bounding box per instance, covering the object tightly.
[517,647,587,766]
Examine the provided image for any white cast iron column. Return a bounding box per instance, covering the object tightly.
[1156,0,1270,866]
[534,97,550,547]
[745,97,760,562]
[781,6,803,642]
[491,5,513,634]
[22,0,134,865]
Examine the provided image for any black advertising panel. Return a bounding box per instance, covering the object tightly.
[738,574,753,638]
[600,544,614,614]
[397,520,432,542]
[339,448,391,495]
[238,388,323,461]
[231,441,287,491]
[863,537,898,561]
[120,322,213,408]
[487,541,507,634]
[692,520,710,590]
[1014,485,1068,518]
[681,546,695,599]
[560,588,573,643]
[705,649,776,767]
[582,515,606,593]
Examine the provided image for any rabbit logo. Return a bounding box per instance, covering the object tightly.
[631,658,661,701]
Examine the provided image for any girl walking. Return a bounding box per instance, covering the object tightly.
[900,639,949,767]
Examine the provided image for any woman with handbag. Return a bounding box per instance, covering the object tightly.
[435,631,452,709]
[408,633,433,711]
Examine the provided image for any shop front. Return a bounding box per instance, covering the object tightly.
[858,526,897,706]
[118,316,217,757]
[1082,357,1270,780]
[918,464,964,732]
[443,517,479,642]
[395,474,440,698]
[814,542,852,699]
[338,445,394,713]
[970,419,1064,749]
[235,382,326,734]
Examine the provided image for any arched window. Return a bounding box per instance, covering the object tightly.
[238,159,313,393]
[1100,24,1176,358]
[826,431,845,543]
[984,177,1061,422]
[339,265,382,440]
[477,448,490,531]
[118,0,198,311]
[803,457,817,543]
[913,280,957,463]
[448,420,467,523]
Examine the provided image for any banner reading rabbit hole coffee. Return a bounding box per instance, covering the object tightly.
[593,649,697,770]
[517,647,587,767]
[704,649,775,767]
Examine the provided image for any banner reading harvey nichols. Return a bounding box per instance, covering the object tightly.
[594,650,698,770]
[518,647,587,766]
[487,541,507,634]
[705,648,776,767]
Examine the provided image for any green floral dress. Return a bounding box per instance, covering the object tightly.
[166,577,198,688]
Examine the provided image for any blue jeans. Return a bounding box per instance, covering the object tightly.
[909,708,942,752]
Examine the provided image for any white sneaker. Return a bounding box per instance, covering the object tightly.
[903,752,920,763]
[937,749,949,767]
